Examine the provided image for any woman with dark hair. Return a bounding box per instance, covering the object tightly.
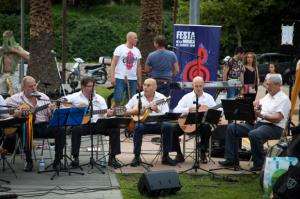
[242,52,260,102]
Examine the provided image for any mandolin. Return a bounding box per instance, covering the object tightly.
[131,96,171,122]
[2,103,50,135]
[178,103,222,133]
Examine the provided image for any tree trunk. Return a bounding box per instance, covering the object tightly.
[235,25,242,47]
[139,0,163,72]
[28,0,59,93]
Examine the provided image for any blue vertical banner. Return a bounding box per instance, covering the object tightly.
[170,24,222,108]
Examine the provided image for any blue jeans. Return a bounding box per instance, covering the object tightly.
[224,122,283,166]
[226,88,240,98]
[156,82,170,97]
[114,78,137,104]
[133,122,173,156]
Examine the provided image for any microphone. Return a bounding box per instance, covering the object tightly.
[167,45,177,50]
[29,91,41,99]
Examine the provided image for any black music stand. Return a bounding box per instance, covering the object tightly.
[0,118,25,191]
[0,118,25,179]
[146,113,181,165]
[181,109,222,174]
[44,107,87,180]
[84,117,132,171]
[210,99,256,173]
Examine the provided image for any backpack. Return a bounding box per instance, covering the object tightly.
[272,163,300,199]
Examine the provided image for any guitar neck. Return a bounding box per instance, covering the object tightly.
[91,109,107,115]
[0,108,15,115]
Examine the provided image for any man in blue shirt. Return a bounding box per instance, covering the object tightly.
[145,35,179,96]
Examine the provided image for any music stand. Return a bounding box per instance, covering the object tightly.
[181,109,222,174]
[0,117,25,191]
[210,99,256,173]
[146,113,181,165]
[89,117,132,170]
[45,107,87,180]
[0,118,25,179]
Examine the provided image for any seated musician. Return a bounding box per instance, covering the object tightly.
[125,78,176,166]
[64,76,122,169]
[173,76,217,164]
[5,76,65,172]
[219,74,291,171]
[0,94,9,155]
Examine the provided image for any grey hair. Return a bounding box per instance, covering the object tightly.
[268,74,282,85]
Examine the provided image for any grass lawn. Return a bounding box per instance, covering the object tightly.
[117,173,264,199]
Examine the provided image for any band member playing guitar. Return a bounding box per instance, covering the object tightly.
[64,76,122,169]
[125,78,177,167]
[173,76,218,164]
[5,76,65,172]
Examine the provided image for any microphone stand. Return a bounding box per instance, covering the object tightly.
[136,89,153,170]
[181,92,221,176]
[80,82,105,174]
[52,50,66,97]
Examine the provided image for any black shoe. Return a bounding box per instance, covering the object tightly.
[174,154,185,163]
[71,157,79,167]
[200,151,208,164]
[130,156,141,167]
[162,156,177,166]
[108,157,122,169]
[250,165,263,172]
[24,161,33,172]
[218,159,239,167]
[52,159,61,170]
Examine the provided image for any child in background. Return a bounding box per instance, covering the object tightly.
[264,63,282,89]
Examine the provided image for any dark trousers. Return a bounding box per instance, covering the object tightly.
[224,122,283,166]
[172,123,212,154]
[71,124,120,157]
[133,122,173,156]
[156,81,171,97]
[25,122,65,162]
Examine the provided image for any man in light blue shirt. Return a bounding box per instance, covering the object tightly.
[145,35,179,96]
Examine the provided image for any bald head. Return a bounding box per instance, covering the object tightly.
[126,32,138,47]
[143,78,157,97]
[193,76,204,96]
[193,76,204,85]
[22,76,37,97]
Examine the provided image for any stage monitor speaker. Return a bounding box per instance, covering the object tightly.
[137,170,181,197]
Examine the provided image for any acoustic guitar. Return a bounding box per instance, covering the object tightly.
[131,96,170,122]
[178,103,222,133]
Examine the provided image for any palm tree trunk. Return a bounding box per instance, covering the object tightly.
[28,0,59,93]
[139,0,163,71]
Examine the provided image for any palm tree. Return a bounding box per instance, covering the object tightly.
[28,0,59,93]
[139,0,163,71]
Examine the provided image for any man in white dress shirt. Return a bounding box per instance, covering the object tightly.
[173,76,217,164]
[65,76,121,168]
[219,74,291,171]
[125,78,176,166]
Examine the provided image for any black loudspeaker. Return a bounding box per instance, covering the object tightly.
[137,170,181,197]
[211,125,227,157]
[211,125,251,160]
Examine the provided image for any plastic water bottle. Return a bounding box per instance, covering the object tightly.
[39,156,45,172]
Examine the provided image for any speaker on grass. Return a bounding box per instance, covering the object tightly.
[137,170,181,197]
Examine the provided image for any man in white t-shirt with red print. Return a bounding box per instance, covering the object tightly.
[111,32,142,106]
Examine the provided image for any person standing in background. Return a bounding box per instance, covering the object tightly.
[144,35,179,96]
[110,32,142,106]
[222,46,245,98]
[242,52,260,102]
[0,30,30,95]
